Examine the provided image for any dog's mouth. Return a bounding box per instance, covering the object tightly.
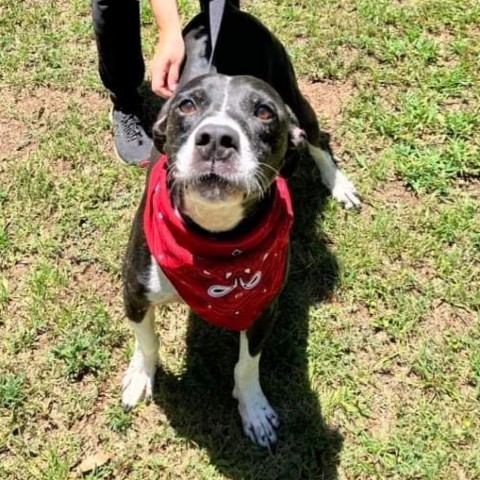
[169,153,276,203]
[186,173,245,202]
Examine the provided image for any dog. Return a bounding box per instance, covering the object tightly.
[121,1,360,448]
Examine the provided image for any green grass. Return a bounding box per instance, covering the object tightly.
[1,0,479,478]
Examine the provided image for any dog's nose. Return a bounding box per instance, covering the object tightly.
[195,124,240,160]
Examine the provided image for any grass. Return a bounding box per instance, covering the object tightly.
[0,0,479,478]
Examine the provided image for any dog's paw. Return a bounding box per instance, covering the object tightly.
[235,387,280,448]
[122,352,157,410]
[308,144,362,209]
[330,170,362,210]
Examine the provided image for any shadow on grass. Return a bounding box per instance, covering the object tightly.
[150,154,343,479]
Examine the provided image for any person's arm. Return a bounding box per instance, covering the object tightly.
[150,0,185,98]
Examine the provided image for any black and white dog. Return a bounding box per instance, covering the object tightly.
[121,2,360,448]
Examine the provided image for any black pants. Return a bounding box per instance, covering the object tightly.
[92,0,144,108]
[92,0,240,108]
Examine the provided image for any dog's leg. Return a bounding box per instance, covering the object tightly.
[289,90,362,208]
[122,306,159,410]
[233,329,280,448]
[308,142,362,209]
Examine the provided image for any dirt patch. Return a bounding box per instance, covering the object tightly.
[374,179,421,208]
[1,86,108,163]
[298,79,355,129]
[420,301,475,342]
[68,263,120,306]
[366,375,401,440]
[454,178,480,201]
[5,86,107,121]
[337,46,359,66]
[0,117,30,161]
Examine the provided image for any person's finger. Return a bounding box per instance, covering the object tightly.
[152,61,169,97]
[167,61,181,94]
[157,87,173,99]
[152,76,169,97]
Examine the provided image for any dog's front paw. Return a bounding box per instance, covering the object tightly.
[122,352,157,410]
[234,386,280,448]
[330,170,362,210]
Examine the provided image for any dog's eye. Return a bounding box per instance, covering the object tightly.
[179,100,197,115]
[255,105,274,121]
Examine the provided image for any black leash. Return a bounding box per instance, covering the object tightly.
[207,0,227,71]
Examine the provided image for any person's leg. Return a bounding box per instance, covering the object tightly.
[93,0,144,107]
[93,0,152,165]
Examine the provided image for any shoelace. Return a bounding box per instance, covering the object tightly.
[121,112,144,144]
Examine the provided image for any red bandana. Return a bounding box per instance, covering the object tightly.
[143,155,293,331]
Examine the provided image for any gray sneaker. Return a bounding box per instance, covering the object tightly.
[111,106,153,166]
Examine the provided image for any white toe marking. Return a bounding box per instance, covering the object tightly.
[308,143,362,209]
[122,308,159,410]
[330,169,361,209]
[233,331,279,447]
[234,385,279,447]
[122,349,157,409]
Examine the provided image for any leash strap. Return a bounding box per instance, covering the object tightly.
[208,0,227,70]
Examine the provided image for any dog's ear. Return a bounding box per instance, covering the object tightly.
[282,105,307,177]
[152,99,173,153]
[286,105,307,149]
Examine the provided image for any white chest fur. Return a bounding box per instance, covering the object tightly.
[145,257,181,305]
[182,187,245,233]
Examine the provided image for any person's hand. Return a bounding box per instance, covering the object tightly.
[151,31,185,98]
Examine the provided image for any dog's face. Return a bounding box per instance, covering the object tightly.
[153,74,304,204]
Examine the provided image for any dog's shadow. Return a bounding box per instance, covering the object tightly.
[149,152,344,479]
